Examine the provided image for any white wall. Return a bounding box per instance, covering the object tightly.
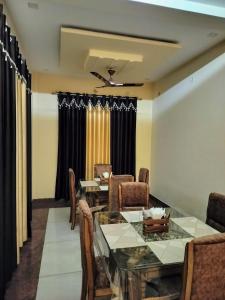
[32,94,152,199]
[151,53,225,221]
[32,93,58,199]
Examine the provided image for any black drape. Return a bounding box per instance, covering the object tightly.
[110,97,137,176]
[0,15,17,298]
[26,72,32,238]
[55,93,86,201]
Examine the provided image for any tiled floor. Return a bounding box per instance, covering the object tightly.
[36,207,82,300]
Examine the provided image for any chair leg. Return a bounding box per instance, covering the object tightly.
[69,206,72,223]
[81,272,87,300]
[71,199,77,230]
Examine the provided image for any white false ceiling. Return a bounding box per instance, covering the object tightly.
[5,0,225,81]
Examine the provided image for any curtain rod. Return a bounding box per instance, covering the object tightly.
[51,91,142,100]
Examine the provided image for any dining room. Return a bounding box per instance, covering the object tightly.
[1,0,225,299]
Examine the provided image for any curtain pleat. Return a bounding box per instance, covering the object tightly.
[85,106,110,180]
[55,94,86,200]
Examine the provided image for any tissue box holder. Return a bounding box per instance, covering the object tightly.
[99,176,109,185]
[143,215,170,233]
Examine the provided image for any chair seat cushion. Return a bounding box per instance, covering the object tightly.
[95,256,110,289]
[145,275,182,298]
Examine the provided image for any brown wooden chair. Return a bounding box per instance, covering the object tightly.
[69,168,77,230]
[94,164,112,178]
[138,168,150,184]
[206,192,225,232]
[129,233,225,300]
[181,233,225,300]
[119,182,149,211]
[79,200,112,300]
[108,174,134,211]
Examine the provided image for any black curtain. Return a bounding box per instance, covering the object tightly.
[0,13,17,298]
[0,6,31,297]
[55,93,86,201]
[110,97,137,176]
[26,70,32,238]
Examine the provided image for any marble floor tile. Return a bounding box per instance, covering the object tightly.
[40,240,81,276]
[100,223,146,249]
[171,217,218,237]
[147,238,192,264]
[45,221,80,243]
[36,271,82,300]
[47,207,70,223]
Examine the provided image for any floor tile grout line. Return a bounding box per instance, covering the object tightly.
[39,270,82,279]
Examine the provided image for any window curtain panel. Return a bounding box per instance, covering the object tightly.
[86,105,110,180]
[55,93,86,200]
[16,75,28,259]
[0,18,17,298]
[110,97,137,176]
[0,6,31,297]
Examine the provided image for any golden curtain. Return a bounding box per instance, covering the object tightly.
[86,106,110,180]
[16,75,27,263]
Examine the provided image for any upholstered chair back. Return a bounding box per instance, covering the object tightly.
[206,192,225,232]
[108,175,134,211]
[138,168,149,184]
[119,182,149,211]
[181,233,225,300]
[94,164,112,178]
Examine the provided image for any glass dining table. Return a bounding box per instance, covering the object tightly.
[79,179,109,206]
[93,208,219,299]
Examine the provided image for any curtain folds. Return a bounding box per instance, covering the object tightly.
[55,94,86,200]
[110,98,137,176]
[0,16,17,297]
[86,106,110,180]
[55,93,137,198]
[0,6,31,297]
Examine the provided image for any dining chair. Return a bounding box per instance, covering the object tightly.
[118,182,149,211]
[79,199,112,300]
[109,174,134,211]
[206,192,225,232]
[129,233,225,300]
[181,233,225,299]
[138,168,150,184]
[94,163,112,178]
[69,168,77,230]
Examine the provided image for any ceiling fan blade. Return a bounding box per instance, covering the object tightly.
[90,72,110,85]
[120,83,144,87]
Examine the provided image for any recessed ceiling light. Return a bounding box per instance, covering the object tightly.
[207,32,218,38]
[27,2,39,10]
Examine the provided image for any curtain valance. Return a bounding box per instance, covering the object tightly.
[57,93,137,111]
[0,11,31,87]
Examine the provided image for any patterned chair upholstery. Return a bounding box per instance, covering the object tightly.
[108,175,134,211]
[181,233,225,300]
[119,182,149,211]
[79,200,112,300]
[94,164,112,178]
[138,168,150,184]
[68,168,77,230]
[206,192,225,232]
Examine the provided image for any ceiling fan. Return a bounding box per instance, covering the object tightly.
[90,69,144,88]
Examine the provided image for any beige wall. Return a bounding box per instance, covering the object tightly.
[32,93,152,199]
[136,100,152,183]
[151,53,225,221]
[32,93,58,199]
